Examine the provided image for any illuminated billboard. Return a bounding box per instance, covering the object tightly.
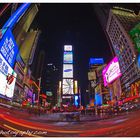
[63,64,73,78]
[2,3,31,29]
[13,4,38,46]
[89,58,104,65]
[64,52,73,64]
[129,23,140,53]
[74,95,79,106]
[102,57,122,86]
[74,80,78,94]
[19,31,38,63]
[0,28,18,67]
[88,71,96,80]
[0,54,17,98]
[95,93,102,106]
[62,79,74,95]
[64,45,72,51]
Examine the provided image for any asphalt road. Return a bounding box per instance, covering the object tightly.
[0,105,140,137]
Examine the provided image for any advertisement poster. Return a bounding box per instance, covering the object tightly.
[102,56,122,86]
[0,28,18,67]
[63,51,73,64]
[0,54,17,98]
[62,79,74,95]
[63,64,73,78]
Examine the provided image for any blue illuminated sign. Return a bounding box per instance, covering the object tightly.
[89,58,104,65]
[74,95,79,106]
[0,28,18,67]
[95,93,102,106]
[64,52,73,64]
[138,54,140,70]
[2,3,31,29]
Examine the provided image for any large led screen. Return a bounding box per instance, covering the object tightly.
[0,28,18,67]
[89,58,104,65]
[64,45,72,51]
[0,54,17,98]
[63,64,73,78]
[63,52,73,64]
[62,79,74,95]
[129,23,140,53]
[74,95,79,106]
[102,56,122,86]
[95,93,102,106]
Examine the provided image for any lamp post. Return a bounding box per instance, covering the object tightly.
[37,77,41,106]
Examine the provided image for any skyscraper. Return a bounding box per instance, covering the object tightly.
[11,4,40,104]
[106,7,140,97]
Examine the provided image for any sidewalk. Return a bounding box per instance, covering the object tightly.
[30,112,117,122]
[0,103,130,123]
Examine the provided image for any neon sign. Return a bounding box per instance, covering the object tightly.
[102,57,122,86]
[3,3,31,29]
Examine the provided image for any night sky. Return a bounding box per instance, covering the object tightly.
[33,4,112,101]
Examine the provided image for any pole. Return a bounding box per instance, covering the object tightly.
[38,77,41,106]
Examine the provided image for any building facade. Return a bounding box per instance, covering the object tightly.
[11,4,41,105]
[88,58,109,106]
[106,7,140,97]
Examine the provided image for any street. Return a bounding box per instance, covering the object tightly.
[0,105,140,137]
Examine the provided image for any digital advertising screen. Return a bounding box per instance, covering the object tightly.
[74,95,79,106]
[0,28,18,67]
[95,93,102,106]
[63,51,73,64]
[89,58,104,65]
[102,56,122,86]
[62,79,74,95]
[63,64,73,78]
[74,80,78,94]
[0,54,17,98]
[88,71,96,80]
[64,45,72,51]
[129,23,140,53]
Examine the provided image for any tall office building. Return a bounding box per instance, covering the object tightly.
[93,4,140,57]
[45,63,58,106]
[93,4,115,56]
[106,7,140,97]
[11,4,40,104]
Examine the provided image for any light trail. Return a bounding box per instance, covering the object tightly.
[3,124,40,137]
[0,114,82,134]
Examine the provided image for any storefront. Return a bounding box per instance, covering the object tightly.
[130,81,140,97]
